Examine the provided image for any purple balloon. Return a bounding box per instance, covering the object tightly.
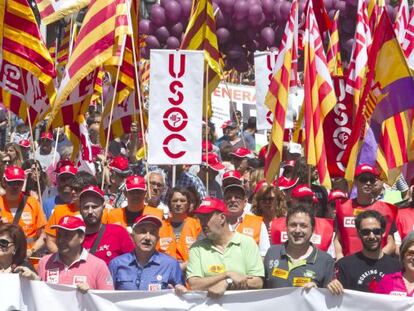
[139,19,153,35]
[280,1,291,20]
[165,0,182,23]
[234,19,248,30]
[160,0,169,8]
[222,0,235,14]
[273,2,282,21]
[233,0,249,20]
[217,28,231,44]
[151,5,166,27]
[216,8,227,27]
[334,0,346,11]
[155,26,170,44]
[145,35,161,49]
[261,27,275,47]
[249,4,263,17]
[178,0,192,20]
[170,22,184,38]
[141,47,150,59]
[166,36,181,49]
[227,44,245,59]
[262,0,274,16]
[323,0,333,10]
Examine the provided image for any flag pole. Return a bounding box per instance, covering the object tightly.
[205,63,210,194]
[172,165,176,188]
[101,34,128,190]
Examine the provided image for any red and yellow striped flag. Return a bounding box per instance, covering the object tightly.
[326,10,343,77]
[181,0,224,117]
[303,0,337,189]
[34,0,90,25]
[48,0,130,128]
[0,0,56,126]
[264,0,298,184]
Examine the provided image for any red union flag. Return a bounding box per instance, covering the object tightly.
[148,50,204,165]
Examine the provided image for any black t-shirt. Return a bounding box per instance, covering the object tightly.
[336,252,400,292]
[125,209,143,227]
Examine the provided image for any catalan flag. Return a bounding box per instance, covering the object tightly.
[34,0,90,25]
[345,0,371,109]
[181,0,224,117]
[326,11,343,77]
[264,0,298,184]
[394,0,409,44]
[303,0,337,188]
[0,0,56,127]
[48,0,130,128]
[343,10,414,183]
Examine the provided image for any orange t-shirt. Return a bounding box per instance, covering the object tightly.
[0,195,46,248]
[46,203,110,237]
[106,206,163,230]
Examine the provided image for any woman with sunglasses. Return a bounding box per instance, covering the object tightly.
[376,231,414,296]
[0,223,37,275]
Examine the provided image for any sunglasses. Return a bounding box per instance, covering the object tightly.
[358,176,377,184]
[0,238,13,248]
[359,228,383,236]
[260,197,275,204]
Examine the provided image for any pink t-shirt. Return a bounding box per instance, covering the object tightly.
[83,224,134,265]
[375,272,414,297]
[37,249,114,290]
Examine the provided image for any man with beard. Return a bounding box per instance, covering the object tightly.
[186,197,264,297]
[224,184,270,256]
[327,210,400,294]
[37,216,113,291]
[264,206,335,289]
[109,215,185,291]
[79,186,134,265]
[334,164,397,258]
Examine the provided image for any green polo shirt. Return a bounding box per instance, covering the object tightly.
[186,232,264,279]
[264,243,335,288]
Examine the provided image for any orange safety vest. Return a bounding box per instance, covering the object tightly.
[158,217,202,262]
[106,206,163,228]
[236,214,263,244]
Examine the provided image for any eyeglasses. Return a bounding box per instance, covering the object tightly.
[149,181,164,188]
[259,197,275,204]
[0,239,14,249]
[359,228,383,236]
[358,176,377,184]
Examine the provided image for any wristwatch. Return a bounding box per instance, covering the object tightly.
[225,277,233,289]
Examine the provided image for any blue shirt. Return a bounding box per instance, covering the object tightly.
[43,195,64,219]
[109,251,184,291]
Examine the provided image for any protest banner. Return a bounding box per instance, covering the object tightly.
[148,50,204,165]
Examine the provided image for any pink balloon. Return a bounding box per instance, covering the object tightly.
[165,0,182,23]
[217,28,231,44]
[261,27,275,47]
[145,35,161,49]
[139,19,153,35]
[166,36,181,49]
[151,5,166,27]
[155,26,170,44]
[170,22,184,38]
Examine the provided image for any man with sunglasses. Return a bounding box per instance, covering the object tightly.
[0,166,46,258]
[327,210,400,294]
[334,164,397,259]
[105,156,130,209]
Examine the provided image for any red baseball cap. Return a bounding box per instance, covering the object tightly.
[109,156,130,174]
[328,190,348,202]
[202,140,213,153]
[4,166,25,182]
[51,216,86,232]
[223,170,242,181]
[126,175,146,191]
[80,185,105,200]
[221,120,237,129]
[202,153,225,171]
[354,164,380,178]
[55,159,75,173]
[41,132,54,141]
[132,214,162,229]
[276,176,299,190]
[230,147,253,158]
[18,139,30,148]
[58,165,78,176]
[194,197,228,216]
[291,184,318,203]
[254,179,271,194]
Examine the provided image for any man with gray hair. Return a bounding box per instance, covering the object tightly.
[145,169,169,218]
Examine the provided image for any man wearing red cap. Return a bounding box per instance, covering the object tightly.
[35,132,59,171]
[221,170,243,189]
[335,164,397,259]
[270,184,334,254]
[37,216,113,290]
[229,147,253,175]
[79,186,134,265]
[0,166,47,258]
[187,197,264,297]
[105,156,130,208]
[109,215,185,291]
[106,175,163,231]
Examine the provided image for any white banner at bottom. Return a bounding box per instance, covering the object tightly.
[2,274,414,311]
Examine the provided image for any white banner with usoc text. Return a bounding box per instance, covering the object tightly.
[148,50,204,165]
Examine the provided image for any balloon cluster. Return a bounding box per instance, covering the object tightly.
[139,0,399,72]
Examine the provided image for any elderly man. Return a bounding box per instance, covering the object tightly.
[109,215,185,291]
[37,216,113,291]
[265,206,335,289]
[223,184,270,256]
[335,164,397,259]
[186,197,264,297]
[145,170,168,218]
[79,185,134,265]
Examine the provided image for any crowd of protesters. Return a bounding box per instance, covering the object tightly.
[1,105,414,300]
